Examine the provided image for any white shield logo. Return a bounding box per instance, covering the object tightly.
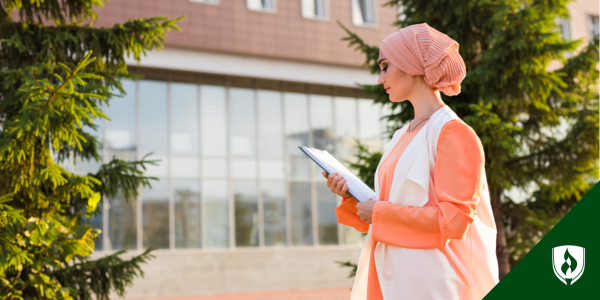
[552,245,585,285]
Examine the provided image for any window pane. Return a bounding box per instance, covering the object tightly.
[202,158,228,178]
[284,92,309,157]
[139,80,168,153]
[174,179,201,248]
[108,192,137,250]
[259,160,285,180]
[316,184,338,245]
[262,181,286,246]
[310,94,335,154]
[289,182,313,245]
[358,99,382,152]
[234,181,259,247]
[106,79,136,151]
[230,88,256,157]
[73,155,102,175]
[172,156,200,178]
[258,90,284,158]
[201,85,227,157]
[231,158,257,179]
[287,161,310,179]
[142,180,169,249]
[335,97,358,161]
[142,154,169,177]
[204,180,229,248]
[171,82,199,155]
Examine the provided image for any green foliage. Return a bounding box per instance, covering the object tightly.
[346,139,382,191]
[336,260,358,279]
[339,0,599,274]
[0,1,183,299]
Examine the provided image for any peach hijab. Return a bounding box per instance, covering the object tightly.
[379,23,467,96]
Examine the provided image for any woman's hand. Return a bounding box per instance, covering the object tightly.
[322,171,352,198]
[356,199,377,224]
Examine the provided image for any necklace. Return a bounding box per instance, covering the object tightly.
[408,117,430,132]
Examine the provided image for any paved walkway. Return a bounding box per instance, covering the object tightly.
[124,287,351,300]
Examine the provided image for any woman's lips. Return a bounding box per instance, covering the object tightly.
[385,88,390,93]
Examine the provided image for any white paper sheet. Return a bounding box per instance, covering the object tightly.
[299,146,377,202]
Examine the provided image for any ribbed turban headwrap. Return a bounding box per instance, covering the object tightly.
[380,23,466,96]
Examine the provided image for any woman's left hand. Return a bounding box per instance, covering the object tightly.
[356,199,377,224]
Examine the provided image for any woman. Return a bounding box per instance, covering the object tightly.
[323,23,499,300]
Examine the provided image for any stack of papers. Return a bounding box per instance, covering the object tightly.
[299,146,377,202]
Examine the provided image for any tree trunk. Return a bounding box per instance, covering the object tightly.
[491,187,510,279]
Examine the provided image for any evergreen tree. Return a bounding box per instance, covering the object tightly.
[0,1,183,298]
[339,0,598,278]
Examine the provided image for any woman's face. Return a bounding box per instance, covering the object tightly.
[378,50,414,102]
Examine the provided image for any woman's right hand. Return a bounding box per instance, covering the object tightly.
[322,171,352,198]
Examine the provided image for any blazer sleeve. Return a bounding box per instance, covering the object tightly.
[371,120,485,248]
[335,196,370,233]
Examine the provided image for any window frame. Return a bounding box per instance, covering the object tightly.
[351,0,378,28]
[301,0,330,21]
[247,0,277,14]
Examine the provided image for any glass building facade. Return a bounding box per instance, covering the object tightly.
[76,71,388,252]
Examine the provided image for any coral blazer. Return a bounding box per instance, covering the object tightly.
[336,105,499,300]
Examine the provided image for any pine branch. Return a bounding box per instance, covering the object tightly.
[52,248,156,300]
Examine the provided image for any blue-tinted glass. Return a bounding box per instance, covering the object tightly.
[289,182,313,245]
[230,88,256,157]
[262,181,286,246]
[142,179,169,249]
[204,179,229,248]
[171,83,199,155]
[140,80,168,154]
[174,179,201,248]
[258,90,284,158]
[106,79,136,151]
[108,192,137,250]
[234,181,259,247]
[316,184,338,245]
[201,85,227,157]
[284,92,309,157]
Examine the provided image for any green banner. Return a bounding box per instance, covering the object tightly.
[484,182,600,298]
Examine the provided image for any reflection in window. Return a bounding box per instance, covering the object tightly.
[262,181,286,246]
[230,88,256,157]
[289,182,313,245]
[234,181,259,247]
[316,184,338,245]
[171,83,199,155]
[201,85,228,157]
[142,180,169,249]
[258,90,284,158]
[174,179,201,248]
[139,80,168,154]
[284,92,309,157]
[310,94,335,154]
[204,180,229,248]
[106,79,136,151]
[108,192,137,250]
[335,97,358,161]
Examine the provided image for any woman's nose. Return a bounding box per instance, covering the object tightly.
[378,72,385,85]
